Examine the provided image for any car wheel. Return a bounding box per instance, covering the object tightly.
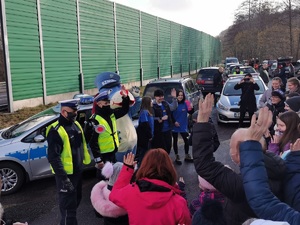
[0,162,25,195]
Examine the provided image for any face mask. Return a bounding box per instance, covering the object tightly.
[66,111,77,122]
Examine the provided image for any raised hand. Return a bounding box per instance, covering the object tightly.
[123,152,135,167]
[290,138,300,152]
[197,93,214,123]
[171,88,177,98]
[245,107,272,141]
[120,85,128,97]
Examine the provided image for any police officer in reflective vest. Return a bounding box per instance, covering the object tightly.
[46,100,91,225]
[88,88,129,173]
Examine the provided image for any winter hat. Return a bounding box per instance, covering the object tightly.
[271,89,286,101]
[192,199,226,225]
[101,162,123,187]
[198,175,216,191]
[285,96,300,112]
[250,219,290,225]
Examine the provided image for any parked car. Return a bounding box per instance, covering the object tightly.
[230,66,258,75]
[143,77,202,132]
[196,67,226,94]
[215,75,268,124]
[275,56,295,78]
[143,77,202,110]
[225,57,239,67]
[0,96,96,195]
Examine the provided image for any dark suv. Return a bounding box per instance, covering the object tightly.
[196,67,224,94]
[143,77,202,110]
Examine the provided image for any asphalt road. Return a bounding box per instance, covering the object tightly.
[1,108,240,225]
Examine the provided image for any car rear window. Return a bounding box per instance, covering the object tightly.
[143,83,183,103]
[198,69,218,78]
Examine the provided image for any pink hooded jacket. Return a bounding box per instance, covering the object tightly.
[90,180,127,218]
[109,166,192,225]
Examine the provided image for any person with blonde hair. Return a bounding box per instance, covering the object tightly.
[109,150,191,225]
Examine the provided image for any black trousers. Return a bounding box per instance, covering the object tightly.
[239,104,255,128]
[152,130,172,154]
[172,132,189,155]
[55,173,82,225]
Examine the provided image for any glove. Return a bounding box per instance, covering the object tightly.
[61,178,75,192]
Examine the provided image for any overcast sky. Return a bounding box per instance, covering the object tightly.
[108,0,246,37]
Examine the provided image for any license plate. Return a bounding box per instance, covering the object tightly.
[205,80,213,84]
[234,112,249,118]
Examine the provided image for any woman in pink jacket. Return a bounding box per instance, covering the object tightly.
[109,149,192,225]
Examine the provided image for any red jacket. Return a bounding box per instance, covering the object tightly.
[109,166,192,225]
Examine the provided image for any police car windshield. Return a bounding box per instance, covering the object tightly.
[223,79,265,96]
[3,115,57,139]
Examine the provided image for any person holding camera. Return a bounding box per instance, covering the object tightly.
[234,73,260,128]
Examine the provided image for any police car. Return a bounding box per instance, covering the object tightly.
[0,96,95,195]
[215,75,268,124]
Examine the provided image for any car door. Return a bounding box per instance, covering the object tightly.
[25,123,52,179]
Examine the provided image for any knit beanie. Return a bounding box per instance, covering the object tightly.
[271,89,285,101]
[250,219,290,225]
[285,96,300,112]
[101,162,123,187]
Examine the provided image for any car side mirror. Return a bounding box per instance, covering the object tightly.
[34,134,46,143]
[215,92,221,97]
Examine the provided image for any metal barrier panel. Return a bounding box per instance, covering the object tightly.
[141,12,158,80]
[115,4,140,83]
[79,0,116,89]
[5,0,42,100]
[158,18,171,77]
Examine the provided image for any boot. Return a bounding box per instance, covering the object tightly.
[184,153,193,162]
[175,154,182,165]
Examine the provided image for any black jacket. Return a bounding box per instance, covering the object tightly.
[234,81,259,111]
[192,123,285,225]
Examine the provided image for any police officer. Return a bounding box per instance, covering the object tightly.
[87,87,129,174]
[233,66,244,75]
[46,100,91,225]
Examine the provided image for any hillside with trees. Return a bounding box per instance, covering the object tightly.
[220,0,300,62]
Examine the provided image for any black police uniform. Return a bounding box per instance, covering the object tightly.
[47,101,86,225]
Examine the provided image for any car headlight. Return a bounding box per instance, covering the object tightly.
[217,102,229,111]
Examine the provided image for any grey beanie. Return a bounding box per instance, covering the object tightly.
[286,96,300,112]
[108,162,123,187]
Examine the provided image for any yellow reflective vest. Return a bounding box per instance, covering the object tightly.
[46,120,91,174]
[93,114,119,153]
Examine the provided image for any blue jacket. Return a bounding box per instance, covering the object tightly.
[284,151,300,211]
[240,141,300,225]
[172,101,189,133]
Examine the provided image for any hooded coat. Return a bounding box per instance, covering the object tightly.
[192,123,285,225]
[240,141,300,225]
[109,166,192,225]
[90,181,128,225]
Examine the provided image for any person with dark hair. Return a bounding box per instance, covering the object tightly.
[136,96,154,166]
[278,63,288,92]
[193,94,285,225]
[151,88,178,154]
[234,73,260,128]
[233,66,243,75]
[172,89,194,164]
[266,89,286,135]
[268,111,300,156]
[237,107,300,224]
[109,150,192,225]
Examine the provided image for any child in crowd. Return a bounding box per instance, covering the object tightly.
[190,175,225,216]
[91,162,129,225]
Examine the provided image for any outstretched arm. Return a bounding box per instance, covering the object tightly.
[239,108,300,224]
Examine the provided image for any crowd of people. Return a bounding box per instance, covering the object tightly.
[5,67,298,225]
